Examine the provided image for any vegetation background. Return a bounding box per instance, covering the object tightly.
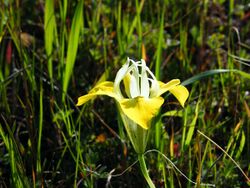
[0,0,250,187]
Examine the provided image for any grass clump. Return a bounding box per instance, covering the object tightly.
[0,0,250,187]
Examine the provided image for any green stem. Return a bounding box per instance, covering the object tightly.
[138,154,156,188]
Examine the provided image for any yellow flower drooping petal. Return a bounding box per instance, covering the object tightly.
[169,85,189,107]
[119,96,164,129]
[157,79,180,96]
[76,81,117,106]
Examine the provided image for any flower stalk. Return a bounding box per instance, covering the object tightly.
[138,154,155,188]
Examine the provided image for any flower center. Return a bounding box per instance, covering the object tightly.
[114,58,159,99]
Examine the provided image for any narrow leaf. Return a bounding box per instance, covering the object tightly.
[182,69,250,86]
[45,0,57,80]
[62,0,83,101]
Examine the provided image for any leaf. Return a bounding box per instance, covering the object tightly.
[161,110,183,117]
[182,69,250,86]
[45,0,57,80]
[184,100,199,148]
[62,0,83,101]
[235,131,245,159]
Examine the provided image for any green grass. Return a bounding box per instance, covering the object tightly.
[0,0,250,187]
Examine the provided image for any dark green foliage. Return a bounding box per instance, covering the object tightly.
[0,0,249,187]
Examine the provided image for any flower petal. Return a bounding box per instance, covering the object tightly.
[76,81,117,106]
[169,85,189,107]
[119,96,164,129]
[157,79,180,96]
[114,59,130,97]
[140,59,150,98]
[129,72,140,98]
[123,73,132,98]
[149,78,160,97]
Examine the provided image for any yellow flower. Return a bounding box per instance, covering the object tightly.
[77,58,188,129]
[77,58,189,153]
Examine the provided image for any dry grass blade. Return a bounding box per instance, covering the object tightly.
[197,130,250,183]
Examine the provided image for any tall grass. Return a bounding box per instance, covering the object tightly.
[0,0,250,187]
[44,0,57,82]
[62,0,83,102]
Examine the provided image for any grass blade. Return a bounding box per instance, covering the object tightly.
[154,2,166,150]
[0,121,30,188]
[154,3,165,79]
[182,69,250,86]
[184,100,199,148]
[62,0,83,101]
[45,0,57,80]
[36,86,43,180]
[198,130,250,183]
